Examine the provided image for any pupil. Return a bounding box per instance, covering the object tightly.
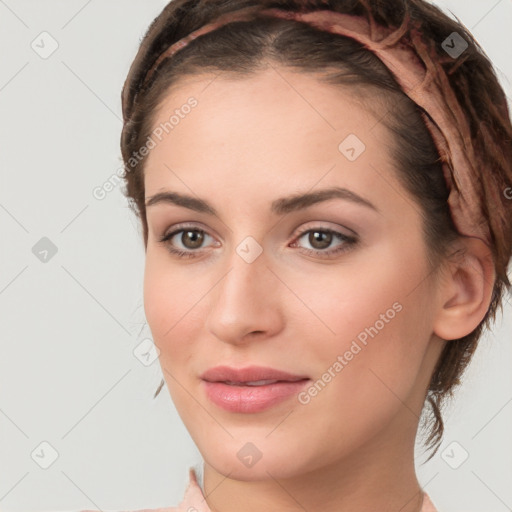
[183,230,203,249]
[310,231,332,249]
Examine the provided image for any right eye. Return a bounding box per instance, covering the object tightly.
[159,224,217,258]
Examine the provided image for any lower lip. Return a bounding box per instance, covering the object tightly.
[202,379,311,413]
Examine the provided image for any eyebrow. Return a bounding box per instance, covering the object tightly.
[145,186,379,216]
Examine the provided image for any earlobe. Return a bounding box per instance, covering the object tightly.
[433,238,495,341]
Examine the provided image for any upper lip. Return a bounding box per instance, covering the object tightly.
[200,365,310,383]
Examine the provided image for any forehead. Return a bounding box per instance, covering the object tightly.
[151,67,382,135]
[143,67,397,206]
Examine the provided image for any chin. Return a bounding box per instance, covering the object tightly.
[196,433,315,481]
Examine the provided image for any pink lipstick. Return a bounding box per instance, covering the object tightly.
[200,365,311,413]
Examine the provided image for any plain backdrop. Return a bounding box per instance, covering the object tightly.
[0,1,511,511]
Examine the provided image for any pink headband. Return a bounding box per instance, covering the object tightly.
[142,6,491,247]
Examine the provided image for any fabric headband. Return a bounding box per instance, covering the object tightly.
[139,6,492,247]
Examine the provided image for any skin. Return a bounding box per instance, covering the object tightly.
[142,65,495,512]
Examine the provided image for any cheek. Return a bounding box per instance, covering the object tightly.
[293,242,433,398]
[288,269,429,457]
[143,259,169,340]
[143,253,188,352]
[143,251,210,369]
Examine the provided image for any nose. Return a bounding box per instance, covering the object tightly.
[204,243,284,346]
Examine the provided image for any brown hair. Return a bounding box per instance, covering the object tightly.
[120,0,512,459]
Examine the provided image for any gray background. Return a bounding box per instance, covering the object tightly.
[0,1,511,511]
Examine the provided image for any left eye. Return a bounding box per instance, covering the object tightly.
[291,227,357,258]
[292,228,355,255]
[158,225,357,259]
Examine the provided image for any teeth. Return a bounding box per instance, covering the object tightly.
[224,379,279,386]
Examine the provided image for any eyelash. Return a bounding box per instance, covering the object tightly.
[158,223,358,260]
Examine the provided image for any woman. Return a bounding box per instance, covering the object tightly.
[101,0,512,510]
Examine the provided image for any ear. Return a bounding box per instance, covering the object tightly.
[433,237,496,341]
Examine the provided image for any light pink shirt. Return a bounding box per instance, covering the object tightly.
[82,466,439,511]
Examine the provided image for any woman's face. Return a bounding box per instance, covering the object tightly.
[143,67,447,480]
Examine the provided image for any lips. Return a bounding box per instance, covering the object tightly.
[200,365,309,385]
[200,365,311,413]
